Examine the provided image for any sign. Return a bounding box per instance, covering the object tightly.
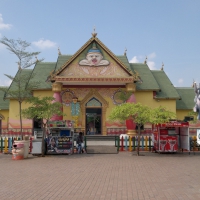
[48,120,73,128]
[197,129,200,145]
[157,121,189,128]
[47,136,73,154]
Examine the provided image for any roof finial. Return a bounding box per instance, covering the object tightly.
[161,62,164,70]
[17,62,21,70]
[124,47,127,56]
[58,47,61,55]
[144,56,147,64]
[92,26,97,38]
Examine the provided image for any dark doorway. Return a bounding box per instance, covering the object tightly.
[86,108,101,135]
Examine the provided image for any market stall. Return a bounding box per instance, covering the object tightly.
[46,120,74,154]
[153,121,189,153]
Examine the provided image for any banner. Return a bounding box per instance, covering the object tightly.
[197,129,200,145]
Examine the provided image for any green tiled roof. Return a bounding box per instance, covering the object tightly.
[116,55,130,69]
[129,63,160,91]
[151,70,180,99]
[5,69,33,98]
[54,55,72,71]
[176,87,195,109]
[29,62,56,89]
[0,87,9,110]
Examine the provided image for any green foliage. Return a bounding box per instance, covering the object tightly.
[22,96,65,125]
[0,37,44,136]
[109,103,176,127]
[149,106,177,125]
[118,91,132,102]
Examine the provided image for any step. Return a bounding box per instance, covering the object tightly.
[85,135,118,141]
[86,145,118,154]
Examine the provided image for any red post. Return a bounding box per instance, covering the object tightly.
[120,136,124,151]
[30,137,33,153]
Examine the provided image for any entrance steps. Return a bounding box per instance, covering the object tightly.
[86,145,118,154]
[85,136,118,154]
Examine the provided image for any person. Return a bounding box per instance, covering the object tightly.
[79,43,109,66]
[76,132,85,153]
[49,137,58,152]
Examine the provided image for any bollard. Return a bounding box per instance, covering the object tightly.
[141,136,144,151]
[0,137,3,153]
[9,138,12,153]
[133,137,135,151]
[117,136,120,152]
[4,137,8,153]
[129,136,132,151]
[30,137,33,153]
[120,136,124,151]
[125,136,128,151]
[149,136,151,152]
[145,136,148,151]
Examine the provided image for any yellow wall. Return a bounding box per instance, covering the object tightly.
[176,110,190,120]
[135,91,176,112]
[8,99,33,128]
[33,90,53,98]
[0,110,9,128]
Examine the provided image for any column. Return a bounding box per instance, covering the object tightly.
[125,83,137,136]
[51,82,63,121]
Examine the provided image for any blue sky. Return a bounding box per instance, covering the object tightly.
[0,0,200,87]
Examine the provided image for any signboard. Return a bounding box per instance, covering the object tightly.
[197,129,200,145]
[48,120,73,128]
[157,121,189,128]
[47,136,73,154]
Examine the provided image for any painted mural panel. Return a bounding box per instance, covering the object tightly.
[60,42,129,78]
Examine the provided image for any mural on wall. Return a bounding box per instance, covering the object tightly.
[70,97,80,128]
[60,43,130,78]
[9,119,32,129]
[61,89,75,106]
[111,89,126,105]
[79,43,109,66]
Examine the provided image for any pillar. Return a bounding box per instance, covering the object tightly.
[125,83,137,136]
[51,82,63,121]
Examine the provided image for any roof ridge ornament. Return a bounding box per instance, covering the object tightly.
[161,62,164,70]
[17,62,21,70]
[124,47,127,56]
[144,56,147,64]
[58,47,61,55]
[92,26,97,38]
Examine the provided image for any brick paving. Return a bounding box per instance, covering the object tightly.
[0,152,200,200]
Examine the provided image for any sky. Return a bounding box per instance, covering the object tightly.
[0,0,200,87]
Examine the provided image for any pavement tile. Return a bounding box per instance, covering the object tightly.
[1,152,200,200]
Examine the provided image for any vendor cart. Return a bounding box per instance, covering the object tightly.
[153,121,190,153]
[46,120,74,155]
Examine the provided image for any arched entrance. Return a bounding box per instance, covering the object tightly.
[86,98,102,135]
[80,89,108,135]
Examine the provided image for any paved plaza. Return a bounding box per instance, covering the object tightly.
[0,152,200,200]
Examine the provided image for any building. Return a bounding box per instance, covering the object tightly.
[0,32,198,136]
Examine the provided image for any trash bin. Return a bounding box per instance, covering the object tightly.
[12,143,24,160]
[14,140,30,158]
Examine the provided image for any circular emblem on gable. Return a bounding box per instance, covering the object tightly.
[112,89,126,105]
[61,89,75,106]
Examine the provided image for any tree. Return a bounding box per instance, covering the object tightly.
[0,37,43,137]
[109,103,176,155]
[22,96,65,156]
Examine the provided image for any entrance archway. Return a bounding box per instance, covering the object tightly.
[80,89,108,135]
